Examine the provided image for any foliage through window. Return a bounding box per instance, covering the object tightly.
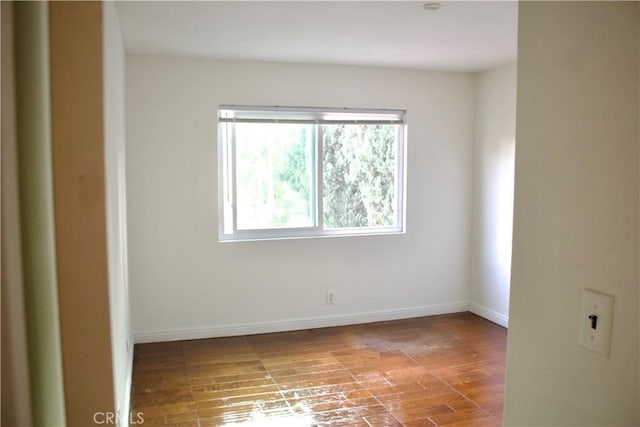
[218,106,406,241]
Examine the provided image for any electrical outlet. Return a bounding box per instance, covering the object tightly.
[326,290,335,305]
[579,288,614,356]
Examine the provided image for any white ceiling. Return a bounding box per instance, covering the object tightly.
[116,1,518,72]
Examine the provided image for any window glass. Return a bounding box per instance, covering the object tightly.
[323,124,398,229]
[235,123,315,230]
[218,106,405,241]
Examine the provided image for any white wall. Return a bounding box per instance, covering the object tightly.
[504,2,639,425]
[103,2,132,423]
[469,63,516,327]
[126,56,475,341]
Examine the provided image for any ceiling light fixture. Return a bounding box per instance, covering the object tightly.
[423,2,441,11]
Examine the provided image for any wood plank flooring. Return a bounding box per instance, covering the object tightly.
[131,312,507,426]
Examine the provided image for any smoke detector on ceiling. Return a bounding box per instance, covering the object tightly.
[423,3,442,11]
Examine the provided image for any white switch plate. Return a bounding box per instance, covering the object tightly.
[579,288,614,356]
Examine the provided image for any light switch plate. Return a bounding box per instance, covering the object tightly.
[579,288,614,356]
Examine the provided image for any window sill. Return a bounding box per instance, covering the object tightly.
[218,228,405,243]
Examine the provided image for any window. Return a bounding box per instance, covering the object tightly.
[218,105,406,241]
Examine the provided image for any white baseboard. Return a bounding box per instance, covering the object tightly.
[469,302,508,328]
[133,301,470,344]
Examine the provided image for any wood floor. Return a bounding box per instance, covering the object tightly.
[131,312,507,427]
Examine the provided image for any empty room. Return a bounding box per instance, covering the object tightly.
[2,1,639,427]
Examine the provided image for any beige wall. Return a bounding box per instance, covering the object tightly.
[505,2,639,425]
[49,2,115,425]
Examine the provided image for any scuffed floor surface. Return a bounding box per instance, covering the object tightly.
[131,312,506,426]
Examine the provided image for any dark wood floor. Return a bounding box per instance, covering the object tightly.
[131,312,507,426]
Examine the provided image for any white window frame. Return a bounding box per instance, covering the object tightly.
[217,105,407,242]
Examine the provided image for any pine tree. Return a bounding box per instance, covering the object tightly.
[322,124,396,228]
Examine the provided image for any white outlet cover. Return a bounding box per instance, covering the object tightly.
[326,290,335,305]
[579,288,614,357]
